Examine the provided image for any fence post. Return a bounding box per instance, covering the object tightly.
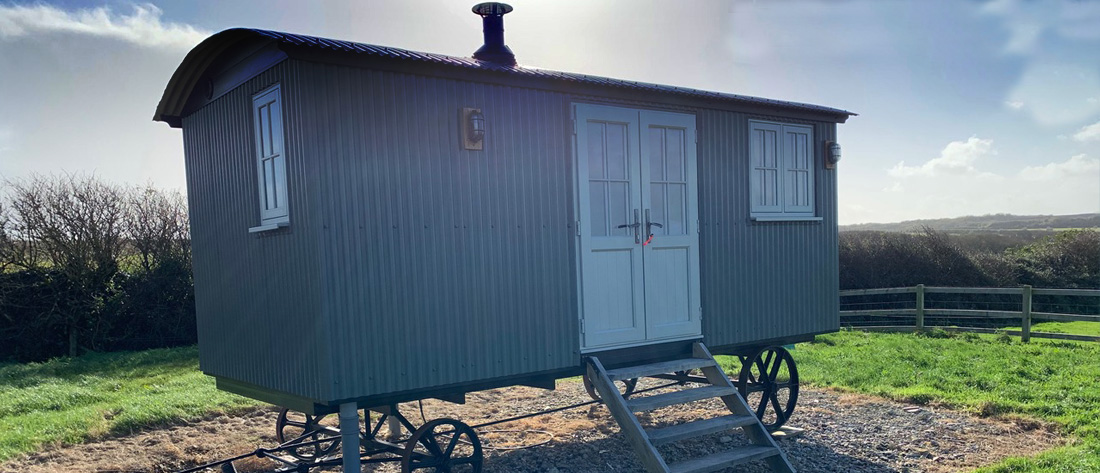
[915,284,925,332]
[1021,285,1032,343]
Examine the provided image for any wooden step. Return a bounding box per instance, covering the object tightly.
[626,386,735,413]
[668,445,780,473]
[605,358,716,381]
[647,414,759,446]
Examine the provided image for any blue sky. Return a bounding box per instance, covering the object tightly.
[0,0,1097,224]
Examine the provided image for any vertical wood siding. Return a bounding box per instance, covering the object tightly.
[294,62,579,400]
[182,61,333,402]
[182,58,839,405]
[697,110,840,348]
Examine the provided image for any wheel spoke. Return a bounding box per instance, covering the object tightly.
[769,355,784,380]
[761,350,775,375]
[443,433,460,457]
[769,392,783,415]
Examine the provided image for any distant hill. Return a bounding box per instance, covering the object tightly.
[841,213,1100,233]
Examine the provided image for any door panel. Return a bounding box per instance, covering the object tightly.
[576,104,699,350]
[576,105,645,348]
[640,111,701,341]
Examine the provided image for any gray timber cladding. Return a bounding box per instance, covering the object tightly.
[162,28,848,407]
[696,111,840,348]
[181,60,334,402]
[295,62,579,401]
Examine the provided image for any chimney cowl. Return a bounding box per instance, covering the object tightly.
[472,2,516,66]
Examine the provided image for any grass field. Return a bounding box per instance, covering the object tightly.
[0,346,258,462]
[3,333,1099,471]
[1014,321,1099,336]
[748,330,1100,473]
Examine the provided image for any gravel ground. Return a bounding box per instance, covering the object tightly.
[0,378,1062,473]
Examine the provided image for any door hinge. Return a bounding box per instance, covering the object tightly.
[695,128,698,144]
[576,220,581,236]
[580,318,585,334]
[697,219,701,234]
[572,118,577,136]
[698,307,703,320]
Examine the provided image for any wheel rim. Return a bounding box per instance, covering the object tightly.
[582,373,638,401]
[736,346,799,431]
[401,418,483,473]
[275,408,341,461]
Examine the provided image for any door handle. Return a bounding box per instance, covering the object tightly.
[645,209,663,237]
[615,209,641,243]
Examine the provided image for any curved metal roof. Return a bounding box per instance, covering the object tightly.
[154,28,855,125]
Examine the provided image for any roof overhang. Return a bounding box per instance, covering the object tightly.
[154,28,281,128]
[155,28,856,128]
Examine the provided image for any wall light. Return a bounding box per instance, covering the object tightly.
[825,141,841,169]
[462,107,485,150]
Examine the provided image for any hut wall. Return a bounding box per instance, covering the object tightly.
[294,61,580,400]
[182,60,334,402]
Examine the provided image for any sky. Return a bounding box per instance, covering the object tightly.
[0,0,1098,225]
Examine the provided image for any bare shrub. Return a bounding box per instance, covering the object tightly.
[128,185,190,272]
[4,174,129,356]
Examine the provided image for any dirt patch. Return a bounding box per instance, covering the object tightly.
[0,380,1064,473]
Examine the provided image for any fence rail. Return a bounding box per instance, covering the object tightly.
[839,285,1100,343]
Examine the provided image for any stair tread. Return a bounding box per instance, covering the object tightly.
[605,358,716,381]
[626,386,735,413]
[668,445,780,473]
[647,414,759,446]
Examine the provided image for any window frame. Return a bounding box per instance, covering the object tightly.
[249,84,290,233]
[748,119,818,221]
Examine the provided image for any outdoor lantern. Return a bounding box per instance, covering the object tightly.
[826,141,841,169]
[467,110,485,142]
[462,107,485,150]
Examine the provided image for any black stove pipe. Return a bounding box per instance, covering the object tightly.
[472,2,516,66]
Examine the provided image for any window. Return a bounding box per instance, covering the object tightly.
[250,84,289,232]
[749,120,816,220]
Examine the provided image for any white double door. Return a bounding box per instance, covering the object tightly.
[576,104,701,350]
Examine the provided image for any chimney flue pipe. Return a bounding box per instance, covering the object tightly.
[472,2,516,66]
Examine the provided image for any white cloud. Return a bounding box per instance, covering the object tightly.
[1073,121,1100,142]
[0,3,207,49]
[883,182,904,193]
[1005,61,1100,126]
[981,0,1100,55]
[865,149,1100,224]
[1019,154,1100,180]
[889,136,996,178]
[1004,100,1024,110]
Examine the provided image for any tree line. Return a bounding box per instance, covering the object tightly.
[0,174,193,362]
[1,174,1096,362]
[839,227,1099,290]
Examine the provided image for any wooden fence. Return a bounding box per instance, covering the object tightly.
[839,285,1100,343]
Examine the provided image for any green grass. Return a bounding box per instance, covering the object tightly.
[1011,321,1100,337]
[720,330,1100,472]
[0,346,259,462]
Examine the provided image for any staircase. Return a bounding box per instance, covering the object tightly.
[585,342,795,473]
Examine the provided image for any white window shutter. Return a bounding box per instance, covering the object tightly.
[782,124,814,215]
[253,85,289,224]
[749,122,782,215]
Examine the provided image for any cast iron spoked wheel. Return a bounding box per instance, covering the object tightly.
[581,373,638,401]
[400,418,483,473]
[275,408,341,462]
[736,346,799,432]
